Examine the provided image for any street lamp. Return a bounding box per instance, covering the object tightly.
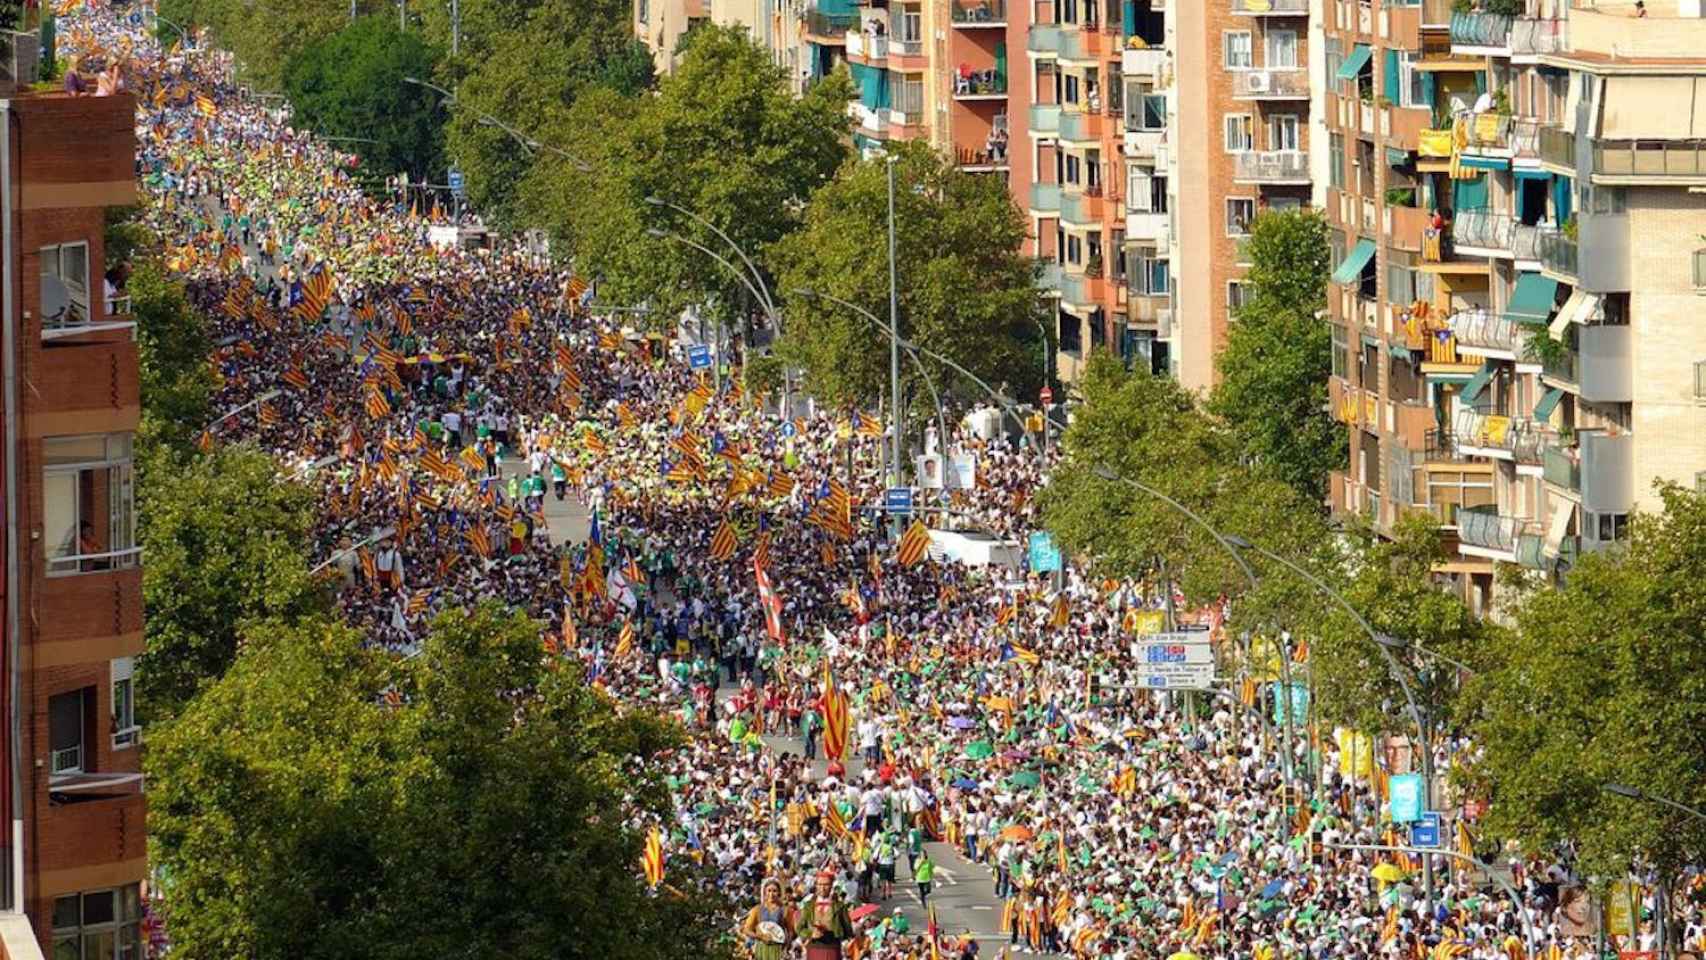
[791,288,950,472]
[1373,632,1476,675]
[643,196,778,321]
[400,77,592,172]
[1322,840,1536,958]
[206,389,282,431]
[1602,783,1706,826]
[1223,533,1438,906]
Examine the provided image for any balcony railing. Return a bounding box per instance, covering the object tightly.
[1232,150,1309,182]
[1231,0,1307,12]
[1448,308,1532,355]
[1421,0,1454,27]
[1542,344,1577,384]
[1027,24,1064,53]
[1594,139,1706,179]
[804,9,858,36]
[1539,124,1574,168]
[1510,17,1566,56]
[951,0,1007,24]
[1455,409,1543,462]
[1060,186,1103,224]
[1037,261,1064,293]
[1029,182,1062,213]
[1510,119,1541,160]
[1232,69,1309,99]
[1538,230,1577,278]
[893,37,925,57]
[1450,10,1512,48]
[953,72,1007,96]
[1543,445,1580,491]
[42,307,137,339]
[1452,208,1546,260]
[1029,103,1061,135]
[1457,112,1511,152]
[1058,108,1102,142]
[1458,505,1525,553]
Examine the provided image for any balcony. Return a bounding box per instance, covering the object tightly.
[1126,209,1166,242]
[1593,139,1706,181]
[891,37,926,62]
[1060,186,1106,226]
[1231,0,1307,13]
[1038,261,1064,293]
[1060,270,1107,311]
[1058,27,1109,62]
[1450,9,1511,49]
[1455,409,1543,462]
[950,0,1006,25]
[1509,17,1565,57]
[1578,323,1632,404]
[1456,112,1512,154]
[1231,150,1309,184]
[1458,505,1526,557]
[1543,445,1580,492]
[952,71,1007,98]
[1447,308,1531,359]
[1421,0,1454,28]
[1027,23,1064,55]
[1058,107,1105,144]
[1452,209,1546,261]
[1029,103,1061,136]
[845,30,887,60]
[1029,182,1062,214]
[1538,230,1577,279]
[1231,69,1309,100]
[804,9,858,38]
[1539,124,1574,169]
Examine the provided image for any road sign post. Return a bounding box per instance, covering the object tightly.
[1039,385,1053,455]
[687,344,712,370]
[1410,812,1441,848]
[1134,632,1215,690]
[883,487,913,518]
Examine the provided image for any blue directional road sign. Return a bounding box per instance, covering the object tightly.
[448,169,465,196]
[687,344,712,370]
[780,420,798,439]
[1027,531,1062,573]
[884,487,913,516]
[1410,811,1442,848]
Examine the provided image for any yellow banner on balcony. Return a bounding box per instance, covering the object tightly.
[1480,415,1511,446]
[1418,129,1454,158]
[1339,393,1360,424]
[1364,394,1377,426]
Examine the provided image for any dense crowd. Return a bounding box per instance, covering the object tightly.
[66,6,1706,960]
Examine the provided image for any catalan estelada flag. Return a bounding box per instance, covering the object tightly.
[641,828,665,887]
[821,659,850,762]
[896,518,931,567]
[708,519,737,561]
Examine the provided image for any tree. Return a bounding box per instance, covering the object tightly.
[130,261,215,452]
[770,140,1044,415]
[284,17,446,183]
[1207,208,1343,505]
[534,26,852,325]
[1466,484,1706,886]
[442,0,655,225]
[147,605,735,960]
[158,0,350,91]
[1038,355,1327,608]
[138,444,325,720]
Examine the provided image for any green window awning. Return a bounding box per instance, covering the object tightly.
[1533,386,1564,421]
[1336,44,1373,81]
[1386,146,1412,167]
[1508,272,1560,324]
[1332,238,1377,285]
[1461,360,1497,404]
[1457,155,1510,171]
[1361,333,1383,349]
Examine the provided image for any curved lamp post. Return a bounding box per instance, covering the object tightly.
[400,76,592,173]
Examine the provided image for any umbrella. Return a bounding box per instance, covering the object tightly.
[948,717,977,730]
[952,778,980,791]
[999,824,1034,842]
[1371,863,1408,883]
[850,904,880,922]
[963,741,995,760]
[1167,951,1202,960]
[1260,878,1286,900]
[1001,749,1030,762]
[1007,770,1042,788]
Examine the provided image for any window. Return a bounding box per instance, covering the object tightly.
[1063,73,1081,107]
[1138,256,1170,295]
[1694,359,1706,400]
[1591,511,1628,544]
[1330,133,1345,189]
[1128,165,1150,211]
[899,9,922,43]
[1111,230,1127,280]
[637,0,648,23]
[1138,94,1165,131]
[43,434,137,576]
[41,241,91,331]
[1227,281,1250,319]
[1065,233,1083,266]
[1058,310,1083,353]
[52,884,144,960]
[1427,470,1496,524]
[1589,187,1625,215]
[1332,324,1349,378]
[1224,31,1253,69]
[1223,115,1253,153]
[49,688,89,776]
[1226,198,1256,236]
[1398,50,1428,109]
[112,658,138,750]
[1269,114,1300,152]
[1388,264,1416,305]
[1265,30,1297,69]
[1149,174,1168,214]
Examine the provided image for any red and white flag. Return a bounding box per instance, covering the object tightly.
[754,555,787,645]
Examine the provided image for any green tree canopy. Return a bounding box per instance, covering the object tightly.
[158,0,351,91]
[283,17,447,183]
[147,605,733,960]
[138,444,325,720]
[1038,356,1326,607]
[130,260,215,452]
[770,140,1044,416]
[1467,484,1706,883]
[533,25,852,324]
[442,0,655,225]
[1207,208,1342,505]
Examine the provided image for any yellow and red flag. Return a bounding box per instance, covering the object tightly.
[641,828,665,887]
[896,519,932,567]
[821,660,851,762]
[708,520,737,561]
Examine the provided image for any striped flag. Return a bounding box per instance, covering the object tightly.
[1049,593,1071,628]
[854,411,884,437]
[616,402,637,430]
[754,555,786,644]
[820,660,850,762]
[280,365,310,391]
[358,547,377,583]
[640,828,665,887]
[257,402,279,427]
[708,520,737,561]
[459,446,486,474]
[406,589,433,616]
[896,519,932,567]
[820,542,837,567]
[364,387,390,419]
[767,471,795,498]
[583,429,607,457]
[752,531,771,572]
[561,611,578,651]
[615,619,635,658]
[465,525,493,558]
[194,93,216,117]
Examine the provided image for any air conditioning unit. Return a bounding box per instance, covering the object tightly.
[1244,71,1269,94]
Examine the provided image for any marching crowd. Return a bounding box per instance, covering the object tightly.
[65,6,1706,960]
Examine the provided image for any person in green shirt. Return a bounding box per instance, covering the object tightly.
[913,850,935,908]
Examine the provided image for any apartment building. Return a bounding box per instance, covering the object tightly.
[1023,0,1166,381]
[1324,0,1706,613]
[1170,0,1318,392]
[0,87,147,959]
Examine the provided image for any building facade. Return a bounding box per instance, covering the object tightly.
[1323,0,1706,613]
[1,90,147,959]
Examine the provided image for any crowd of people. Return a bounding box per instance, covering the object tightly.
[64,5,1706,959]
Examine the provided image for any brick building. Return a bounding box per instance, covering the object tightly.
[0,88,146,959]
